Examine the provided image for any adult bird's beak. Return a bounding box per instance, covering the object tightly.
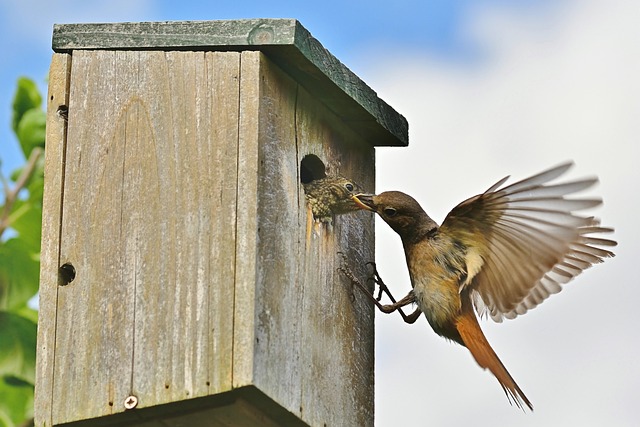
[351,194,376,211]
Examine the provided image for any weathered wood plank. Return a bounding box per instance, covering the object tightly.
[52,19,298,49]
[52,19,408,148]
[35,52,72,427]
[50,50,241,423]
[247,52,376,426]
[232,51,261,390]
[294,77,376,427]
[204,51,240,397]
[54,50,139,423]
[122,50,235,406]
[251,53,304,416]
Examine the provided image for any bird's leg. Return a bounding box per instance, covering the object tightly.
[338,257,421,324]
[404,306,423,324]
[366,262,398,302]
[377,292,421,323]
[366,262,422,324]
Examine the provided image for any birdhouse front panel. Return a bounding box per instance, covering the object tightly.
[46,49,242,423]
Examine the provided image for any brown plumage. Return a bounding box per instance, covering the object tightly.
[303,175,363,222]
[351,162,616,410]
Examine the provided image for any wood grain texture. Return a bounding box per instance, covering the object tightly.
[205,51,241,397]
[52,19,298,49]
[232,51,261,390]
[49,50,241,423]
[34,52,72,427]
[54,50,141,422]
[52,19,408,148]
[252,53,304,415]
[294,84,376,427]
[38,48,377,426]
[249,53,376,427]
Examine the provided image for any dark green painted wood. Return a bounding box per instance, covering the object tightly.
[52,19,408,147]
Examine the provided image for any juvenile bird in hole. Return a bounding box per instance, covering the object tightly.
[303,175,363,222]
[350,162,616,410]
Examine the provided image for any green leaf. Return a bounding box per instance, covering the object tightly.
[3,375,33,388]
[15,108,46,159]
[14,305,37,325]
[0,374,34,427]
[0,239,39,311]
[5,198,42,252]
[0,312,36,426]
[11,78,42,136]
[0,312,36,385]
[3,155,44,253]
[25,156,44,203]
[1,76,42,427]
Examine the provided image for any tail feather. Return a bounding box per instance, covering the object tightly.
[456,301,533,410]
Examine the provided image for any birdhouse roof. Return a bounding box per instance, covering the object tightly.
[52,19,408,147]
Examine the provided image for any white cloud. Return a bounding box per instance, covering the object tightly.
[354,0,639,425]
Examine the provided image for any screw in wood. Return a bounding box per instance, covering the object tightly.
[123,395,138,410]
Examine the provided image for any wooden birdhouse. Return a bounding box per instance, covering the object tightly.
[35,19,408,426]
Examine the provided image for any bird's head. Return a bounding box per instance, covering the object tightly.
[303,175,364,221]
[352,191,438,241]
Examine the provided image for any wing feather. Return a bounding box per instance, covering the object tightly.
[440,162,616,322]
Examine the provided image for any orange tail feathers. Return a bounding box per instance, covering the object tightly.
[456,303,533,410]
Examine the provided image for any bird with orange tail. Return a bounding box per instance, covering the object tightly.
[349,162,616,410]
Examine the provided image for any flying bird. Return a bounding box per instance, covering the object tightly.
[351,162,616,410]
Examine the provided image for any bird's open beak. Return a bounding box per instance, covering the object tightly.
[351,194,376,211]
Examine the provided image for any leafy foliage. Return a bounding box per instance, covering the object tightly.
[11,78,45,158]
[0,77,45,427]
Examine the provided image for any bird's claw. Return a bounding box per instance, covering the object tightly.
[337,252,380,304]
[337,253,420,323]
[365,261,389,302]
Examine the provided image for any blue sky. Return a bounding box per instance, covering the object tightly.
[0,0,549,172]
[1,1,638,426]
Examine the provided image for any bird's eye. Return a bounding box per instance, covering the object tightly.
[383,207,397,217]
[344,182,354,192]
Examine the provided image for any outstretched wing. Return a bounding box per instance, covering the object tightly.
[440,162,616,322]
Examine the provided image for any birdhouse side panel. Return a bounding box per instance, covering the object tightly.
[295,81,376,427]
[250,53,375,426]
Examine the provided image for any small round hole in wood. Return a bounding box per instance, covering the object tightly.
[59,263,76,286]
[300,154,327,184]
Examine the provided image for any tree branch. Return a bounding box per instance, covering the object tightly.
[0,147,43,238]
